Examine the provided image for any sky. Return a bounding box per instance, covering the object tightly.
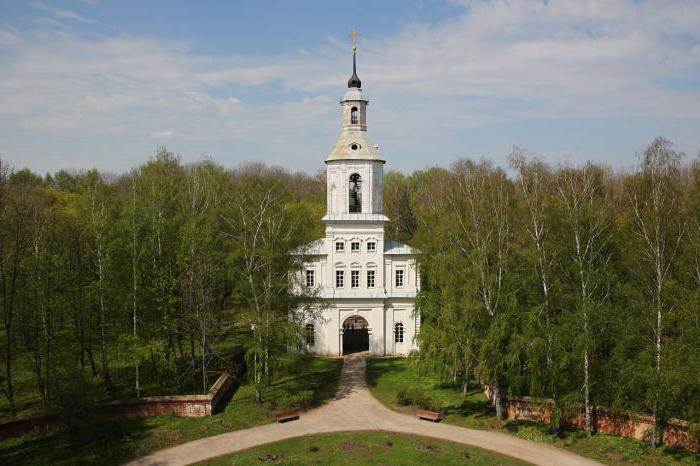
[1,0,699,175]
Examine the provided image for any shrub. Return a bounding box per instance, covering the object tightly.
[395,386,436,411]
[396,387,411,406]
[410,388,435,411]
[276,390,314,410]
[515,425,548,442]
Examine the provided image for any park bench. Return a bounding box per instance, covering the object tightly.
[416,409,442,423]
[274,408,299,423]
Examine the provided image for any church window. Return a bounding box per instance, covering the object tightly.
[336,270,344,288]
[336,241,345,252]
[305,324,315,346]
[351,106,358,124]
[394,322,404,343]
[351,270,359,288]
[351,241,360,252]
[367,270,375,288]
[349,174,362,213]
[305,270,315,287]
[350,143,359,150]
[395,269,404,287]
[367,242,376,252]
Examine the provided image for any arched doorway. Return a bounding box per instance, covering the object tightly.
[342,316,369,355]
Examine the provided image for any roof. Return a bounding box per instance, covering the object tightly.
[292,238,326,256]
[325,128,384,162]
[384,239,417,255]
[341,88,368,102]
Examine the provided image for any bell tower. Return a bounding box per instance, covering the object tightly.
[323,33,387,222]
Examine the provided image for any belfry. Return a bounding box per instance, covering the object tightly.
[298,33,419,356]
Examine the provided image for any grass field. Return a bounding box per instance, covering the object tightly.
[195,431,532,465]
[0,356,343,466]
[367,357,700,466]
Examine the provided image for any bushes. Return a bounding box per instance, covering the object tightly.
[396,386,437,411]
[273,390,314,410]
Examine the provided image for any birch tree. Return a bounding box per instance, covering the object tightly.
[448,160,513,419]
[0,162,26,415]
[557,163,611,435]
[510,150,561,409]
[86,175,111,386]
[628,137,685,446]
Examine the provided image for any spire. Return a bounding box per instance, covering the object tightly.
[347,29,361,88]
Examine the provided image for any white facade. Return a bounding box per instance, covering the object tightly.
[298,56,419,356]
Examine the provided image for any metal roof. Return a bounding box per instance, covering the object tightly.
[384,239,417,255]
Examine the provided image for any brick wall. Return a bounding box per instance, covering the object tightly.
[0,372,236,440]
[502,394,699,453]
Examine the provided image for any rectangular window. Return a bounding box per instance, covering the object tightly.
[351,270,359,288]
[394,323,404,343]
[305,270,315,287]
[395,269,404,287]
[367,242,376,252]
[335,242,344,252]
[367,270,375,288]
[351,241,360,252]
[336,270,344,288]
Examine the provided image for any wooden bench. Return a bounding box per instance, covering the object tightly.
[416,409,442,422]
[274,409,299,423]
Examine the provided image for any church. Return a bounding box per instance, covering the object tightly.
[298,40,419,356]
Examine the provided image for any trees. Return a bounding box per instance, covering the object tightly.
[510,150,561,408]
[384,172,417,242]
[0,161,26,415]
[0,153,326,418]
[627,137,686,445]
[415,137,700,431]
[557,163,612,435]
[222,166,320,402]
[1,137,699,433]
[417,160,515,419]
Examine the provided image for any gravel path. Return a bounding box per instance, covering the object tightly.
[127,353,601,466]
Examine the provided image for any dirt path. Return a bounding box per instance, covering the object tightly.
[128,354,601,466]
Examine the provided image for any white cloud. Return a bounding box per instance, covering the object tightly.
[31,1,106,26]
[150,130,176,139]
[1,0,699,173]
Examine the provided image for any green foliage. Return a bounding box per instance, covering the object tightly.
[0,357,342,466]
[411,140,700,426]
[395,386,436,411]
[274,390,314,410]
[370,358,700,465]
[0,152,326,418]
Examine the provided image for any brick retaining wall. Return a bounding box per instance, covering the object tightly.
[495,391,699,453]
[0,372,237,440]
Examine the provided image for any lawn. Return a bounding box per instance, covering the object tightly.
[195,431,532,465]
[367,358,700,466]
[0,356,343,466]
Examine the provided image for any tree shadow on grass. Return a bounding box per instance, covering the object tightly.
[443,396,496,420]
[0,417,157,466]
[366,358,409,388]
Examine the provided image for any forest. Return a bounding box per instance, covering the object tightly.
[0,137,698,447]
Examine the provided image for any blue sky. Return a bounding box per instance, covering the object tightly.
[1,0,699,175]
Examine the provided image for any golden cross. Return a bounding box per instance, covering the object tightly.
[349,28,360,52]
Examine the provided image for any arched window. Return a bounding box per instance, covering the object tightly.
[394,322,404,343]
[349,173,362,213]
[350,106,358,124]
[305,323,315,346]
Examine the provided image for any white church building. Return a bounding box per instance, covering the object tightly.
[298,44,419,356]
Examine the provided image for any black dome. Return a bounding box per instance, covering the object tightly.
[347,51,361,88]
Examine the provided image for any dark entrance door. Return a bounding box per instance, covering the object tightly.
[342,316,369,355]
